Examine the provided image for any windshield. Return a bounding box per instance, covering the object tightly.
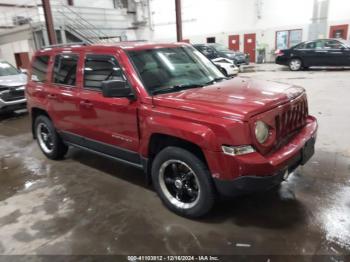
[128,46,225,95]
[339,39,350,48]
[212,44,231,52]
[0,61,19,76]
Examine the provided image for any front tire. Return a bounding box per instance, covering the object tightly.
[152,147,215,218]
[34,115,68,160]
[289,58,302,71]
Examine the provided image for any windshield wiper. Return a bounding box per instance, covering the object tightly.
[205,77,228,86]
[151,83,204,95]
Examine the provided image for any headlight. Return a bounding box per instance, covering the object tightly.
[255,121,269,144]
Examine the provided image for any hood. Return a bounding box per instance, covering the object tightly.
[153,77,305,121]
[0,74,27,87]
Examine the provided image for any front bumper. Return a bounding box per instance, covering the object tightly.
[0,98,27,112]
[206,116,317,198]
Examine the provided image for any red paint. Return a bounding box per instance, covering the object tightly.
[244,33,256,63]
[228,35,240,51]
[329,24,349,40]
[14,52,30,69]
[26,42,317,181]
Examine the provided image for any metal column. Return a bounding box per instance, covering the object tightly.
[41,0,57,45]
[175,0,183,42]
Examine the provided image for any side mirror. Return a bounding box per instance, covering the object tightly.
[101,79,134,99]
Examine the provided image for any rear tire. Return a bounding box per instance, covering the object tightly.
[289,58,302,71]
[34,115,68,160]
[152,147,215,218]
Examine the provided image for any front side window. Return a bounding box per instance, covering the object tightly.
[324,40,344,49]
[31,55,50,82]
[212,44,230,52]
[84,55,125,91]
[53,54,79,86]
[128,46,224,95]
[0,61,19,76]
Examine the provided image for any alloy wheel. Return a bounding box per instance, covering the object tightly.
[36,122,54,154]
[159,160,201,209]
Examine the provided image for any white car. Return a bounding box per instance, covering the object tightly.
[212,57,239,76]
[0,60,27,113]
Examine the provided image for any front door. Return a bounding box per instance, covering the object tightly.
[323,39,350,66]
[228,35,240,51]
[329,24,349,40]
[244,33,256,63]
[77,53,140,163]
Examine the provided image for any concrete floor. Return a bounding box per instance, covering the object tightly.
[0,64,349,257]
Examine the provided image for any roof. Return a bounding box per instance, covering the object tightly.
[37,41,190,54]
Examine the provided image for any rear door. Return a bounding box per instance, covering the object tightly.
[297,40,328,66]
[48,53,82,134]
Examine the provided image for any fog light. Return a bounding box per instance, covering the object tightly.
[222,145,255,156]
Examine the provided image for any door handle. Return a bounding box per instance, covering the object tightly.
[47,94,57,100]
[80,100,93,108]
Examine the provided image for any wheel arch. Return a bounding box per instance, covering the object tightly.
[145,133,209,183]
[289,56,305,67]
[31,107,52,139]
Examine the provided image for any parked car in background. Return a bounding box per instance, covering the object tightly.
[276,38,350,71]
[27,42,317,218]
[211,57,239,76]
[0,60,27,113]
[194,43,250,66]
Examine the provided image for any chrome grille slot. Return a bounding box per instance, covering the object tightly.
[0,86,25,102]
[275,97,308,141]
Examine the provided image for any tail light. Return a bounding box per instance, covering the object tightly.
[275,49,284,56]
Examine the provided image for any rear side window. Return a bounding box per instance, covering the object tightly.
[83,54,125,91]
[31,55,50,82]
[53,54,79,86]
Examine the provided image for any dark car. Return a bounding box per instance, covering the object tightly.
[276,38,350,71]
[194,43,249,66]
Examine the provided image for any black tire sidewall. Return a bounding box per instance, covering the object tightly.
[151,147,215,218]
[34,115,66,160]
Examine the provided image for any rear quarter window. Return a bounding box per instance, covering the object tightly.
[31,55,50,82]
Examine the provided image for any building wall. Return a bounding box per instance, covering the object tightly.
[73,0,115,9]
[147,0,350,62]
[0,40,32,67]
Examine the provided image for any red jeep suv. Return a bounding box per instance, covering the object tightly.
[26,42,317,218]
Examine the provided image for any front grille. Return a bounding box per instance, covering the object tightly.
[0,86,25,102]
[275,96,308,142]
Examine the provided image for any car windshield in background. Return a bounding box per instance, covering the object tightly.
[128,46,224,95]
[212,44,231,52]
[0,62,19,76]
[339,39,350,48]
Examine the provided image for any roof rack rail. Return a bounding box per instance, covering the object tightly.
[42,42,90,49]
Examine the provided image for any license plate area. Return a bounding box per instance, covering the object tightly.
[301,137,315,165]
